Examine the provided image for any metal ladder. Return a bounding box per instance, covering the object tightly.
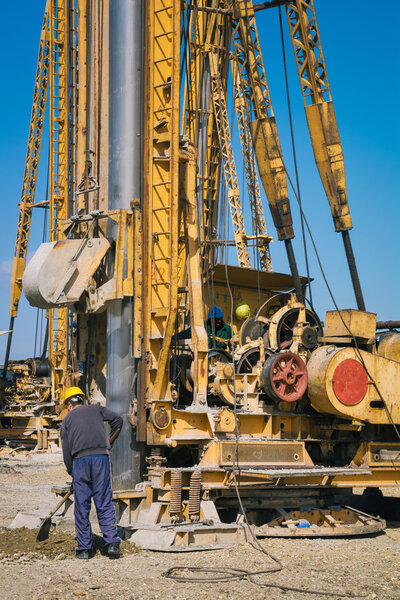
[49,0,69,400]
[145,1,180,400]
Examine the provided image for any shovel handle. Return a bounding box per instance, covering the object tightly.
[109,428,121,445]
[49,488,73,519]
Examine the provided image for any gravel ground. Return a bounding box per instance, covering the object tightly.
[0,452,399,600]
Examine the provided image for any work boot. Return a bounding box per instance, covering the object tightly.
[107,543,122,558]
[75,550,91,559]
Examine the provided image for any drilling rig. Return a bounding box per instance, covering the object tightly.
[2,0,400,548]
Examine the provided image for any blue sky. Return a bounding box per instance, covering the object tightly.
[0,1,399,360]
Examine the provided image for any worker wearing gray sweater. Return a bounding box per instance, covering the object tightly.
[61,387,123,560]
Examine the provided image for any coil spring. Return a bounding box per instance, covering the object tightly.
[188,469,201,521]
[170,470,182,516]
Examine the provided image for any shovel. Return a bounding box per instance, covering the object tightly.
[36,428,121,541]
[36,488,73,541]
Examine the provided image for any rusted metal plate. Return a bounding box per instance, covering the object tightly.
[333,359,368,406]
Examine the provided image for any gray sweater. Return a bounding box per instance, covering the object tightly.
[61,404,123,475]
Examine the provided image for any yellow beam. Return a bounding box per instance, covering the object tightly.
[49,0,69,402]
[286,0,352,232]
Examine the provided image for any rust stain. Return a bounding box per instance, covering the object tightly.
[200,358,205,378]
[54,240,69,249]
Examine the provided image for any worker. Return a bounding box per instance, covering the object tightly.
[175,306,232,349]
[60,386,123,560]
[206,306,232,348]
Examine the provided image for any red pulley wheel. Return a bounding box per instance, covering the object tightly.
[262,352,308,402]
[332,359,368,406]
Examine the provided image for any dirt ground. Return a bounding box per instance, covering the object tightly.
[0,452,399,600]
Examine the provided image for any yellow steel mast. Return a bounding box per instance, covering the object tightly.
[140,0,181,427]
[231,0,305,301]
[209,51,251,269]
[286,0,351,232]
[231,57,272,271]
[48,0,69,400]
[231,0,294,244]
[181,2,223,273]
[3,5,50,377]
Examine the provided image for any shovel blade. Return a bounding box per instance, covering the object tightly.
[36,517,52,541]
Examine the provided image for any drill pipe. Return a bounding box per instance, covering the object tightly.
[107,0,144,490]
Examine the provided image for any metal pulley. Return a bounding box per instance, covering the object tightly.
[268,303,322,351]
[301,326,319,349]
[239,316,269,346]
[170,349,232,404]
[25,358,51,378]
[262,352,308,402]
[237,347,261,373]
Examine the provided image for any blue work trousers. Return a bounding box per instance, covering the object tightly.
[72,454,120,552]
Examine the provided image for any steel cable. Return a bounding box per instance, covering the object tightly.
[278,5,312,306]
[163,566,366,597]
[33,146,50,358]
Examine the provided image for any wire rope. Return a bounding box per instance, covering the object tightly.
[278,5,312,306]
[33,146,51,358]
[163,566,365,597]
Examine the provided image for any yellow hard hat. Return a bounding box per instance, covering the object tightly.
[235,301,251,321]
[64,386,85,406]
